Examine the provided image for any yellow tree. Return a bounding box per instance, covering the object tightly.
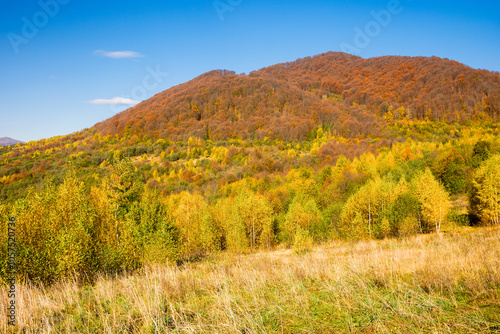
[53,172,96,279]
[340,177,384,239]
[213,197,248,252]
[354,152,378,178]
[11,180,60,283]
[414,168,450,233]
[173,192,219,258]
[472,154,500,225]
[376,151,396,175]
[340,175,416,239]
[286,168,319,201]
[234,191,274,250]
[10,171,97,283]
[283,195,321,246]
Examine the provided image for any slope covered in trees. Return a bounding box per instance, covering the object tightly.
[2,122,500,285]
[94,52,500,142]
[257,52,500,122]
[1,52,500,285]
[94,67,383,142]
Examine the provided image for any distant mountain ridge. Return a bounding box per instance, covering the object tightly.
[0,137,24,146]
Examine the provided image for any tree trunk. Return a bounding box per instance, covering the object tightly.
[252,219,255,249]
[368,198,372,238]
[437,205,442,234]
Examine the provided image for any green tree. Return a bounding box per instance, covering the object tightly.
[107,156,142,217]
[471,140,491,168]
[106,157,143,253]
[435,150,467,194]
[126,187,180,265]
[282,195,321,245]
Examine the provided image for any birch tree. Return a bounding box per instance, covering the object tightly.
[471,154,500,225]
[235,191,274,250]
[414,168,450,233]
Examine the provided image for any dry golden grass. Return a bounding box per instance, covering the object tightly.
[2,227,500,333]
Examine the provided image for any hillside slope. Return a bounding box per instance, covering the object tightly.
[257,52,500,121]
[94,68,382,141]
[94,52,500,141]
[1,52,500,203]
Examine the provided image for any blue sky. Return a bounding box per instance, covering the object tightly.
[1,0,499,142]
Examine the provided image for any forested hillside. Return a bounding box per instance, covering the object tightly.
[95,52,500,142]
[258,52,500,121]
[1,52,500,285]
[94,67,383,142]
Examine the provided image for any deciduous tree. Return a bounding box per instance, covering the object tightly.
[414,168,450,233]
[471,154,500,226]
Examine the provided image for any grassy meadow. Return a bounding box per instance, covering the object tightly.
[1,226,499,333]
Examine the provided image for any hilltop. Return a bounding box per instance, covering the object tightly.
[94,52,500,141]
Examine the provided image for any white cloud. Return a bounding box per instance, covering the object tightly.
[94,50,145,59]
[86,97,140,106]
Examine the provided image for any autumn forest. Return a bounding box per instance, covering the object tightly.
[1,52,500,287]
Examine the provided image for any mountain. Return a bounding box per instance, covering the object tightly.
[0,137,24,146]
[257,52,500,121]
[95,68,381,142]
[94,52,500,141]
[1,52,500,204]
